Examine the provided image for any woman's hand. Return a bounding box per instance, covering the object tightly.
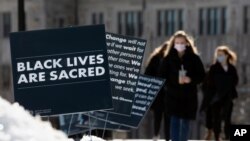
[183,76,191,84]
[179,77,185,84]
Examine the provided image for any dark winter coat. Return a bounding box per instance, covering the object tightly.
[145,50,165,110]
[200,62,238,112]
[160,47,205,120]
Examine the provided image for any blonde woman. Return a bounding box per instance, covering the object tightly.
[160,31,205,141]
[201,46,238,141]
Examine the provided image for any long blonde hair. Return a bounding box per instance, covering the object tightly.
[164,30,198,57]
[213,45,237,66]
[146,42,168,66]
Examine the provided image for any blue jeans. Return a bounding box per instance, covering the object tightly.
[170,116,190,141]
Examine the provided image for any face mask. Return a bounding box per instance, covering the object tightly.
[174,44,186,52]
[217,55,226,63]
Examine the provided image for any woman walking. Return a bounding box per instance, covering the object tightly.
[145,43,170,141]
[201,46,238,141]
[160,31,205,141]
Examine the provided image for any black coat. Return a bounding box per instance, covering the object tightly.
[145,52,165,110]
[200,62,238,111]
[160,47,205,120]
[145,54,163,77]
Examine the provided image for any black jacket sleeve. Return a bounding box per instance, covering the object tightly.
[232,65,239,86]
[190,55,205,85]
[159,57,179,87]
[144,56,159,76]
[231,65,239,99]
[200,65,216,111]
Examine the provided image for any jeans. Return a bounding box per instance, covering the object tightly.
[170,116,190,141]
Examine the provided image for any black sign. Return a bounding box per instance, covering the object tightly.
[56,33,148,133]
[114,74,165,128]
[82,74,165,129]
[106,33,146,115]
[10,25,113,116]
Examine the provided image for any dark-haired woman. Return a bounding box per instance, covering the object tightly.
[145,43,170,141]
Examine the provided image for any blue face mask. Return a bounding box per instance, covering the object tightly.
[217,55,226,63]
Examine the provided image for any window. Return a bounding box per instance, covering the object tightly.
[212,8,217,35]
[206,8,211,35]
[157,9,183,37]
[199,8,205,35]
[92,13,96,25]
[157,11,163,36]
[199,7,227,35]
[2,12,11,37]
[177,9,183,30]
[117,11,143,37]
[125,12,133,36]
[169,10,175,35]
[92,12,104,25]
[221,7,226,34]
[138,11,143,37]
[243,6,250,34]
[118,12,122,34]
[99,13,104,24]
[126,12,135,36]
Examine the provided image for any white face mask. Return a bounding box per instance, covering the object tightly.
[217,55,226,63]
[174,44,186,52]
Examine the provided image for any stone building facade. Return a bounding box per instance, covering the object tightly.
[78,0,250,86]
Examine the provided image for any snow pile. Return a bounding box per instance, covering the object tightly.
[81,135,106,141]
[0,97,73,141]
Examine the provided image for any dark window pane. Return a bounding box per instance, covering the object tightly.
[130,12,135,36]
[138,11,143,37]
[125,12,130,35]
[213,8,218,35]
[199,8,204,35]
[126,12,134,36]
[167,10,173,36]
[165,10,169,36]
[99,13,104,24]
[92,13,96,25]
[243,6,248,34]
[207,8,211,35]
[221,7,226,34]
[170,10,175,35]
[118,12,122,34]
[178,9,183,30]
[210,8,215,35]
[3,12,11,37]
[157,10,161,36]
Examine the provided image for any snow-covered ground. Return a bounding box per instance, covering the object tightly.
[81,135,105,141]
[0,96,106,141]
